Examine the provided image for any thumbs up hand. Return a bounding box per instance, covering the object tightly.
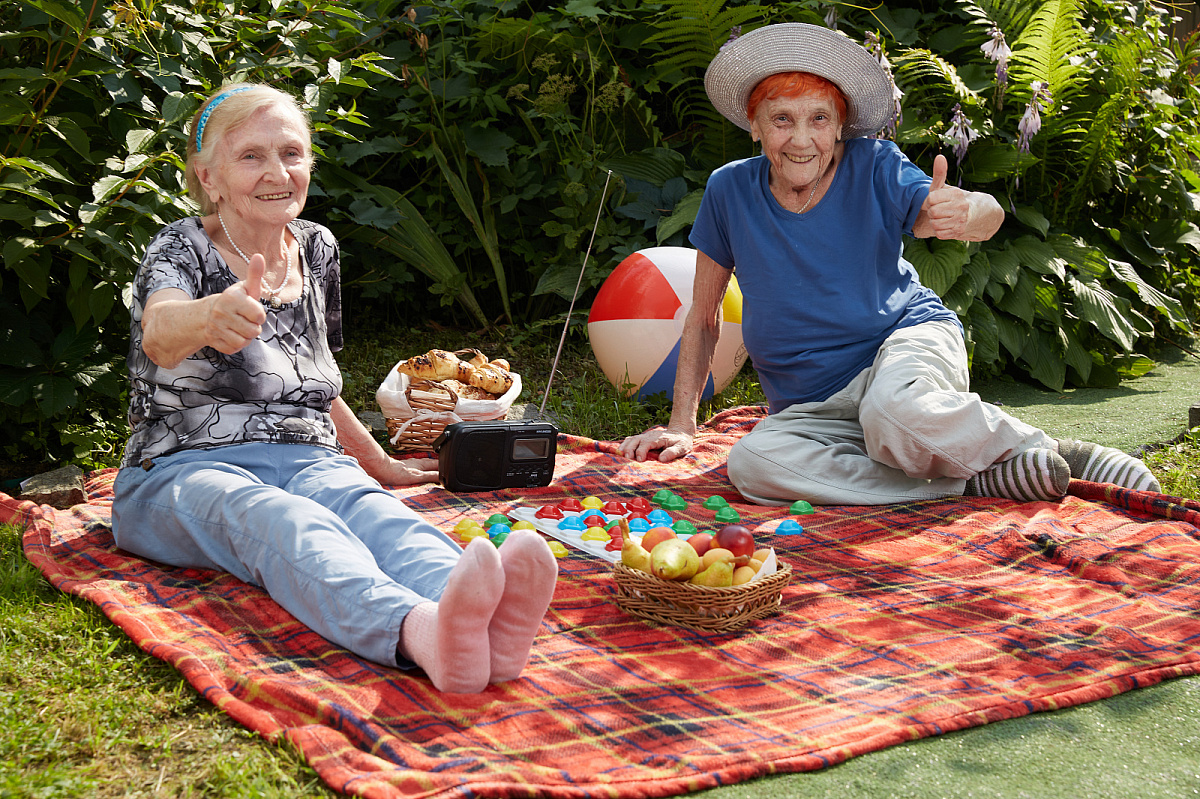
[918,154,1004,242]
[206,252,268,355]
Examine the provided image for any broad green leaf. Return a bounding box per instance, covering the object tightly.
[1020,328,1066,392]
[1012,204,1050,236]
[967,303,1000,365]
[162,92,193,124]
[656,189,702,244]
[1060,324,1092,383]
[994,311,1030,360]
[995,270,1037,325]
[328,58,343,84]
[1067,275,1137,351]
[33,374,78,417]
[91,175,125,203]
[905,237,968,296]
[987,245,1021,288]
[25,0,86,33]
[347,197,402,229]
[1,156,71,183]
[604,148,687,187]
[1007,235,1065,279]
[1107,259,1188,328]
[462,126,515,168]
[126,128,156,154]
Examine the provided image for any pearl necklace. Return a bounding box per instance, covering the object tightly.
[217,209,291,309]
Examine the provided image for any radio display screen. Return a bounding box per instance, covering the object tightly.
[512,437,551,461]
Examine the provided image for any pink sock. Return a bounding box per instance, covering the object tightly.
[489,530,558,683]
[399,537,504,693]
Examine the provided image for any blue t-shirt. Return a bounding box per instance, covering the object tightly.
[689,138,960,412]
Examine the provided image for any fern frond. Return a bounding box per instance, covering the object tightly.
[893,48,983,112]
[1007,0,1090,108]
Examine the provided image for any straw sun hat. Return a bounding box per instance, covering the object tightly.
[704,23,893,139]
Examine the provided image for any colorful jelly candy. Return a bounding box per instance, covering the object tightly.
[627,518,650,533]
[460,528,489,543]
[714,506,741,523]
[660,495,688,511]
[581,527,609,542]
[651,489,676,505]
[605,537,622,551]
[647,508,673,525]
[558,516,586,531]
[548,541,569,558]
[672,519,697,535]
[580,496,604,510]
[454,519,482,535]
[702,495,729,510]
[485,513,511,526]
[775,519,804,535]
[626,497,653,513]
[602,501,627,514]
[557,498,584,512]
[581,513,607,528]
[790,500,815,515]
[535,505,564,520]
[487,523,512,538]
[511,520,537,531]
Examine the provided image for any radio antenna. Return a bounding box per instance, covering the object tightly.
[538,168,614,418]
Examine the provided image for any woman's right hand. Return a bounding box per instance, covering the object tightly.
[205,253,268,354]
[618,426,694,463]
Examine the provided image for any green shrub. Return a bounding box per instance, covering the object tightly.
[1,0,1197,468]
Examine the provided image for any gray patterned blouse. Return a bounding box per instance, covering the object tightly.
[120,216,344,469]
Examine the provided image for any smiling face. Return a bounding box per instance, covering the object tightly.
[750,92,843,197]
[195,102,311,230]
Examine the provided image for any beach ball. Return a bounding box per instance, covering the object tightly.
[588,247,747,401]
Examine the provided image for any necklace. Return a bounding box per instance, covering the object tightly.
[796,155,835,214]
[217,209,291,309]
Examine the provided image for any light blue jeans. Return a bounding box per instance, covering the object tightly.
[112,443,462,666]
[728,320,1055,505]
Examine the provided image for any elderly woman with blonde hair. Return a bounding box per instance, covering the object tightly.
[112,84,557,693]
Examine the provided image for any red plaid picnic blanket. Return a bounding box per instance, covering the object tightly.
[10,406,1200,799]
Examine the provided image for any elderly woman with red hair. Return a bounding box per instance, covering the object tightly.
[620,23,1157,504]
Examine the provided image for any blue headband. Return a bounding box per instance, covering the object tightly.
[195,87,254,152]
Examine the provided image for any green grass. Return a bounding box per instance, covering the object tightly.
[4,323,1200,798]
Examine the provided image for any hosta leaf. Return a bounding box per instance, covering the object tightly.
[1067,274,1137,351]
[1020,328,1066,391]
[905,237,968,296]
[1008,235,1065,279]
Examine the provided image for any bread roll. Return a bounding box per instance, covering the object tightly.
[468,365,513,395]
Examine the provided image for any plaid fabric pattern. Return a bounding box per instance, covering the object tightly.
[11,406,1200,799]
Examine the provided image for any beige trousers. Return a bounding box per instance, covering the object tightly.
[727,321,1055,506]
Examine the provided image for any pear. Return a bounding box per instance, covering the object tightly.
[688,559,734,587]
[649,538,701,581]
[618,519,652,572]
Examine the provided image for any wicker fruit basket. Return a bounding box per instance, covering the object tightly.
[611,560,793,633]
[384,379,459,452]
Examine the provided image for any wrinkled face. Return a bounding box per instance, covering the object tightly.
[196,102,311,228]
[750,93,843,194]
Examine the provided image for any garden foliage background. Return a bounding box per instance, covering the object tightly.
[0,0,1197,468]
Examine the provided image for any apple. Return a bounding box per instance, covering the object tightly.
[715,524,755,563]
[686,532,714,557]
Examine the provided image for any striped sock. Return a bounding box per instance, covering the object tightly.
[964,449,1070,502]
[1057,439,1160,492]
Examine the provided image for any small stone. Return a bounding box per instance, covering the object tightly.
[18,465,86,509]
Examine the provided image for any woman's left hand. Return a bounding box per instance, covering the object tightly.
[917,155,1005,242]
[374,456,440,486]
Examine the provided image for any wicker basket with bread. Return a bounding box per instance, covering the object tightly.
[376,348,522,451]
